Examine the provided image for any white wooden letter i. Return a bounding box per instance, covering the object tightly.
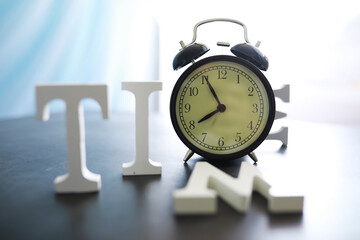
[36,84,109,193]
[122,81,162,176]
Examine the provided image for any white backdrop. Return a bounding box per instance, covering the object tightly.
[0,0,159,119]
[1,0,359,124]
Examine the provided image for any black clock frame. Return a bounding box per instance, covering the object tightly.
[170,55,276,161]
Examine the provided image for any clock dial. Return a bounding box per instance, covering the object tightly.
[170,55,275,160]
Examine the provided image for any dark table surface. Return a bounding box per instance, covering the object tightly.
[0,112,359,240]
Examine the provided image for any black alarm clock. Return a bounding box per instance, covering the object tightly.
[170,18,275,162]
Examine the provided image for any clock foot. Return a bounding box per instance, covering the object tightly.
[248,152,258,163]
[183,149,194,162]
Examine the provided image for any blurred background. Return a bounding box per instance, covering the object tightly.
[0,0,359,125]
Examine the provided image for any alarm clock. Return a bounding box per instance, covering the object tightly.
[170,18,275,162]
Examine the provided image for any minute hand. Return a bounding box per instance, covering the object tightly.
[205,78,221,105]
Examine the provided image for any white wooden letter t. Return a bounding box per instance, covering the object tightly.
[36,84,109,193]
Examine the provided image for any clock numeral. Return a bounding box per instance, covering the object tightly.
[237,75,240,84]
[252,103,258,113]
[189,87,198,96]
[201,133,207,142]
[235,132,242,142]
[201,75,208,84]
[218,69,227,79]
[218,137,225,146]
[247,121,253,130]
[189,120,195,130]
[248,86,254,96]
[184,103,191,113]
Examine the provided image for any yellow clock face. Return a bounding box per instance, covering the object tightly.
[170,55,275,160]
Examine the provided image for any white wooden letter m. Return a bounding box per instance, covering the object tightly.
[174,162,304,214]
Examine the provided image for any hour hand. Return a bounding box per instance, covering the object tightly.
[198,109,219,123]
[198,104,226,123]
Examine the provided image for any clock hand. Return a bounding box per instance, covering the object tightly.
[205,78,221,105]
[198,109,220,123]
[198,104,226,123]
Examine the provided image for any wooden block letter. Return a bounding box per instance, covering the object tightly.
[267,84,290,145]
[174,161,303,214]
[36,84,109,193]
[122,81,162,176]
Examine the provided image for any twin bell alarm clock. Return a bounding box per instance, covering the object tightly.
[170,18,275,162]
